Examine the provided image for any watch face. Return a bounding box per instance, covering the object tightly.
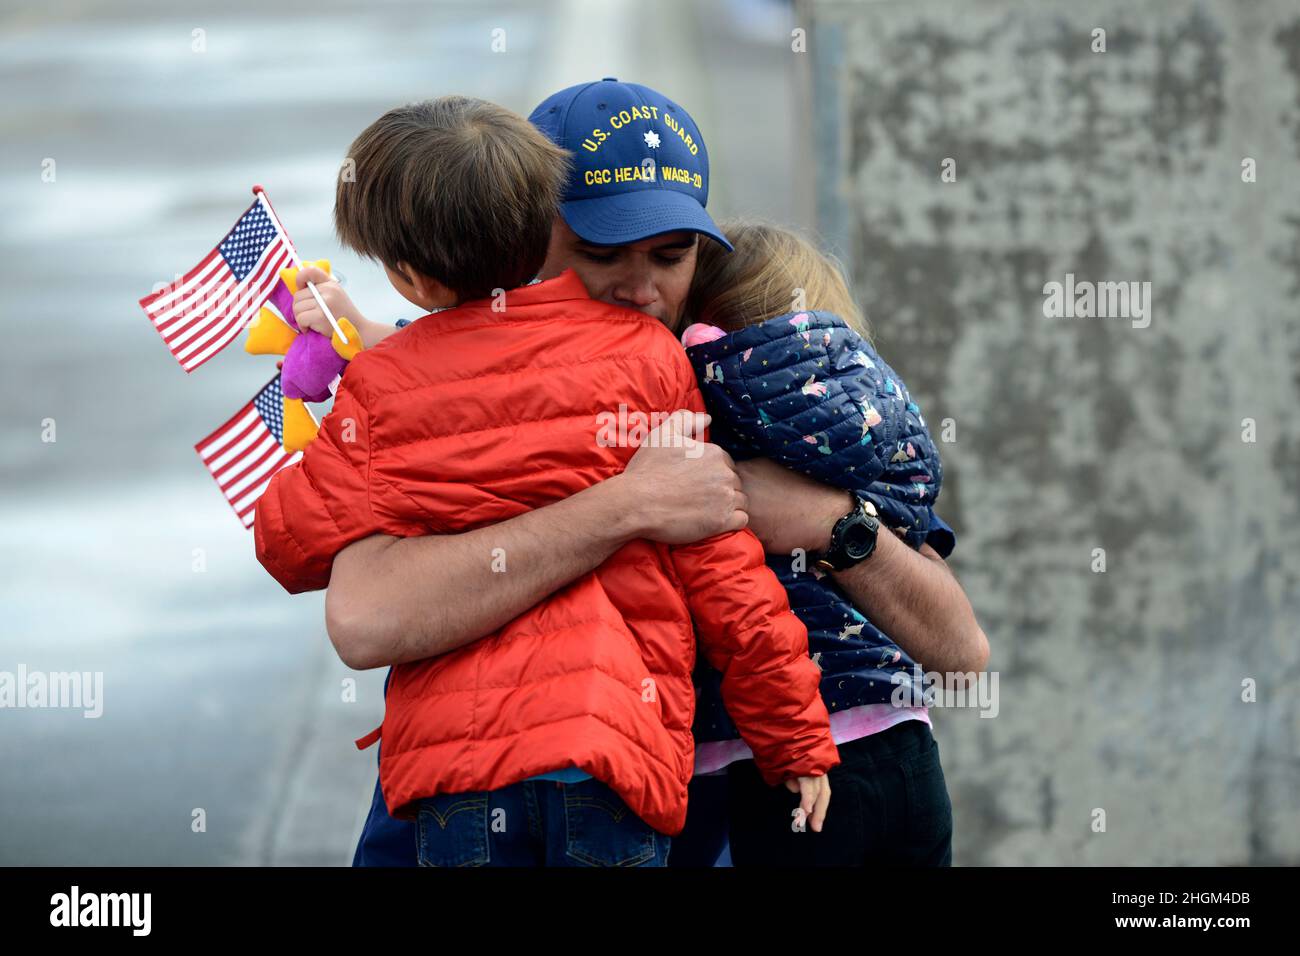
[842,520,873,559]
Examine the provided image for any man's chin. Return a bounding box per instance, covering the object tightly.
[635,307,671,326]
[597,299,674,327]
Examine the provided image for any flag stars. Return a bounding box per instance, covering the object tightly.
[255,378,287,444]
[219,205,278,281]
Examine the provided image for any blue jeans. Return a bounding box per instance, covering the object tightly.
[415,777,671,867]
[351,742,418,867]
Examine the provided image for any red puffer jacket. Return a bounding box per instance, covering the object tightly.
[253,270,838,834]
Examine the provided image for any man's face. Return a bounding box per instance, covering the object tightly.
[538,217,698,330]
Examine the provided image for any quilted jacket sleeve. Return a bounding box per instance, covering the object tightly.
[687,311,945,549]
[926,511,957,558]
[663,359,839,786]
[253,376,427,594]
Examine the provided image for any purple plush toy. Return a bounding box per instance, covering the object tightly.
[244,259,362,452]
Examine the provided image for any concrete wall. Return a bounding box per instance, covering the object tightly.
[802,0,1300,864]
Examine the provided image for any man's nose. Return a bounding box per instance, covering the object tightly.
[612,269,658,309]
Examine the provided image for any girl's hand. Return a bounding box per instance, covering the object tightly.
[785,773,831,832]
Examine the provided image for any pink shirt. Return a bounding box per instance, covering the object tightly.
[693,704,931,776]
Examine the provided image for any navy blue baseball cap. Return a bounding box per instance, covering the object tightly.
[529,78,732,250]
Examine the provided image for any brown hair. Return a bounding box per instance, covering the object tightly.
[335,96,571,301]
[686,219,871,340]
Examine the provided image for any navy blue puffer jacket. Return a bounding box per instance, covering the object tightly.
[684,310,955,741]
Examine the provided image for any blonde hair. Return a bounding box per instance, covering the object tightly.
[686,219,871,340]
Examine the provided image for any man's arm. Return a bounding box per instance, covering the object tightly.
[325,411,748,669]
[831,530,989,681]
[734,458,989,679]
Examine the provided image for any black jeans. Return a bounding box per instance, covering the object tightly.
[726,719,953,866]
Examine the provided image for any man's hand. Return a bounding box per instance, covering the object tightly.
[785,774,831,833]
[735,457,851,555]
[613,410,750,544]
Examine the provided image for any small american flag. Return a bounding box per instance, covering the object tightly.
[140,197,294,373]
[195,376,310,529]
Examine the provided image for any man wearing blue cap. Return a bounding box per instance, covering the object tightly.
[524,78,733,335]
[530,79,732,251]
[335,79,986,867]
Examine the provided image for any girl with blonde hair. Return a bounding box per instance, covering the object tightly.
[680,219,957,866]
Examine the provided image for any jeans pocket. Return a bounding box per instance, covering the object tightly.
[416,792,491,867]
[562,780,663,867]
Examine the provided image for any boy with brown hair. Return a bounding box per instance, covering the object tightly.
[255,95,838,867]
[291,96,570,347]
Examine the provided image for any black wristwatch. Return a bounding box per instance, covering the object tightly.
[814,494,881,572]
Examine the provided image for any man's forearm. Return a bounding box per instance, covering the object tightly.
[326,474,642,669]
[732,457,989,678]
[830,529,989,678]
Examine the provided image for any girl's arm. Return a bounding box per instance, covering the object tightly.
[686,314,987,680]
